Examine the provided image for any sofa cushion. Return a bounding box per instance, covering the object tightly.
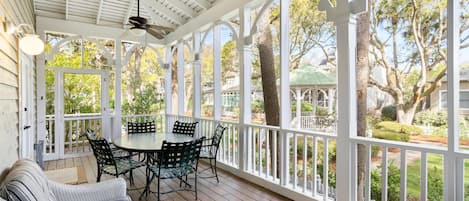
[0,160,56,201]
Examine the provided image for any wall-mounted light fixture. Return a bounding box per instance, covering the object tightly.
[6,22,45,55]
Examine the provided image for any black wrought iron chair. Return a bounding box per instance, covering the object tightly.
[147,137,204,201]
[127,121,156,134]
[199,124,227,183]
[87,135,145,185]
[171,120,198,137]
[85,128,129,158]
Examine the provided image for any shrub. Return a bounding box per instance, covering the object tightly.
[381,105,397,121]
[414,111,447,127]
[291,102,314,112]
[315,106,329,116]
[371,164,400,201]
[427,167,443,201]
[372,121,423,142]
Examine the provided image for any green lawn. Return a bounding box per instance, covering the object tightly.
[405,154,469,200]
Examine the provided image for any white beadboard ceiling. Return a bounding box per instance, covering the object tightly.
[33,0,217,31]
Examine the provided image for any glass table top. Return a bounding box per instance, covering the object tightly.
[112,133,195,152]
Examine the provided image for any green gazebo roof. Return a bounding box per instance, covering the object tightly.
[289,64,336,87]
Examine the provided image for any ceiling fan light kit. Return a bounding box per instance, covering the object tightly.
[130,27,146,36]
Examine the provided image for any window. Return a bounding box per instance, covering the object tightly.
[440,91,469,109]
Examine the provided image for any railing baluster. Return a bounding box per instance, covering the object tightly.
[68,121,72,153]
[273,129,278,182]
[75,120,80,153]
[323,138,328,201]
[400,149,407,201]
[365,144,371,201]
[303,134,307,192]
[312,136,317,197]
[258,128,262,176]
[420,152,427,201]
[266,128,270,179]
[293,133,298,189]
[381,147,388,201]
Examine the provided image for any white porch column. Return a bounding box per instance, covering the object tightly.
[177,41,185,116]
[327,88,334,114]
[114,40,122,138]
[295,88,302,129]
[445,0,460,200]
[319,0,366,200]
[213,24,222,121]
[238,6,252,172]
[192,32,202,119]
[36,29,47,145]
[279,0,291,186]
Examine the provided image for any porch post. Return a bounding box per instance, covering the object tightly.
[177,41,185,116]
[192,32,202,119]
[213,24,222,122]
[327,88,334,114]
[164,46,173,131]
[36,29,46,145]
[114,40,122,138]
[295,88,302,129]
[238,6,252,172]
[445,0,460,199]
[279,0,291,186]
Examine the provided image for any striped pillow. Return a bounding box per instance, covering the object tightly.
[0,160,56,201]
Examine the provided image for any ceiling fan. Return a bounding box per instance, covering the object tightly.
[123,0,174,39]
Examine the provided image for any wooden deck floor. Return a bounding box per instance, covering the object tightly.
[44,156,290,201]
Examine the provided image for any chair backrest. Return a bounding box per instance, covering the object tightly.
[127,121,156,134]
[171,120,198,137]
[158,137,204,169]
[211,124,227,150]
[85,135,115,167]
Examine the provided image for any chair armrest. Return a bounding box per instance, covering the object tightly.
[48,178,130,201]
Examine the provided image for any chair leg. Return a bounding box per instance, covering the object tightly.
[214,159,219,183]
[129,170,134,186]
[209,159,214,174]
[157,176,161,201]
[97,170,102,183]
[195,172,198,200]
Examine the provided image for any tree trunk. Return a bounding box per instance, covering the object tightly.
[257,12,280,178]
[171,49,178,114]
[356,1,370,200]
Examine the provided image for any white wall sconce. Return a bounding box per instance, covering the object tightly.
[6,22,45,55]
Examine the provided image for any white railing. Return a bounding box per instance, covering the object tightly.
[167,114,338,200]
[45,114,102,157]
[299,116,336,132]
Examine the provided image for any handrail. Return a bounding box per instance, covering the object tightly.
[351,136,447,154]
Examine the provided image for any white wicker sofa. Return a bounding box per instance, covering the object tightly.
[0,159,131,201]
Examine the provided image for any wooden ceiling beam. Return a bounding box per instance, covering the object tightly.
[164,0,196,18]
[141,0,185,25]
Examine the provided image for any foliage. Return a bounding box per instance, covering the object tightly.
[316,106,329,116]
[291,102,313,112]
[251,101,265,113]
[372,121,423,142]
[370,164,401,201]
[381,105,396,121]
[427,167,444,201]
[317,163,336,188]
[413,111,447,127]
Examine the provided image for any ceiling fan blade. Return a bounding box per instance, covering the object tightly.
[146,28,165,39]
[147,24,175,32]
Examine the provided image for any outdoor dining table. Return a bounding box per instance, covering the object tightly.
[112,132,195,199]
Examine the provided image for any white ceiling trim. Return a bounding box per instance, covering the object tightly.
[164,0,196,18]
[65,0,69,20]
[141,0,185,25]
[164,0,253,43]
[96,0,104,24]
[36,16,164,44]
[123,0,135,26]
[192,0,211,10]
